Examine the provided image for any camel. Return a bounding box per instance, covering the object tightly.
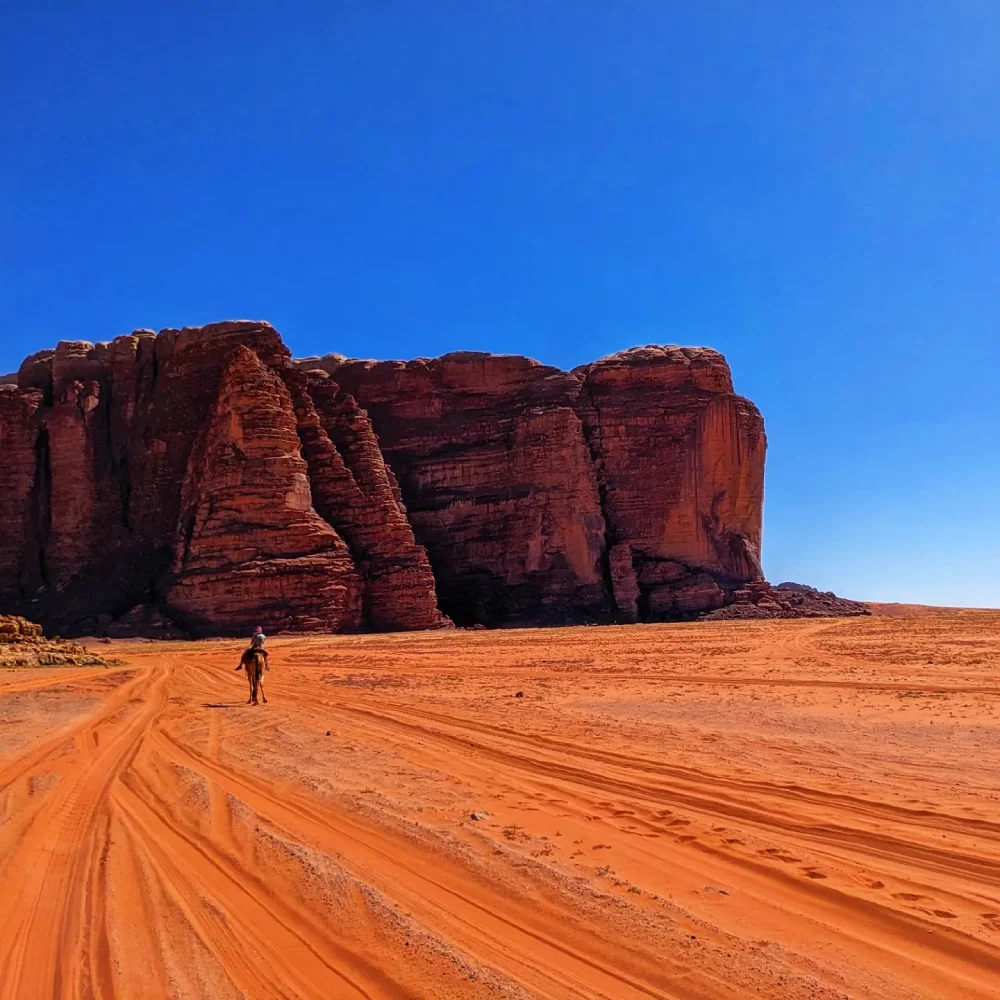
[238,649,268,705]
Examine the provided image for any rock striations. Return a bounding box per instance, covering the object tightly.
[0,321,860,637]
[167,347,364,634]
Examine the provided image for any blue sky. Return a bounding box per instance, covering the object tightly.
[2,2,998,606]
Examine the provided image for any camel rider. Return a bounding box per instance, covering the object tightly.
[236,627,270,670]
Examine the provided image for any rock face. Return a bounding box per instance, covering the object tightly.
[167,347,364,635]
[0,320,808,636]
[311,347,766,626]
[0,386,45,603]
[1,322,445,637]
[320,353,609,625]
[576,347,766,621]
[105,605,187,640]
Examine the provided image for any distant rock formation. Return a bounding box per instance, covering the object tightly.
[0,319,851,636]
[703,582,870,620]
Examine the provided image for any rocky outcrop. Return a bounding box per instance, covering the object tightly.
[575,347,766,619]
[322,353,609,625]
[317,347,765,624]
[105,605,187,640]
[0,320,841,636]
[703,582,870,620]
[43,372,118,589]
[297,371,448,630]
[0,615,112,667]
[167,347,363,635]
[0,322,447,636]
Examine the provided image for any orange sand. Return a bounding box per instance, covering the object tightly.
[1,612,998,998]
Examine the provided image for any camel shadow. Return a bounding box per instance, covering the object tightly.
[201,702,231,709]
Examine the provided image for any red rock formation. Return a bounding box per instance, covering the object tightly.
[0,615,112,667]
[126,322,291,548]
[168,346,362,634]
[0,386,44,601]
[704,582,870,620]
[0,321,826,636]
[0,322,448,636]
[105,605,187,639]
[315,347,765,623]
[575,346,767,618]
[43,376,116,588]
[296,370,448,630]
[323,353,609,625]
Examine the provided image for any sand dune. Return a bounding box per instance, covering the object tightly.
[1,612,998,998]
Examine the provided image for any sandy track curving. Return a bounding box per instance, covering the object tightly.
[1,612,999,998]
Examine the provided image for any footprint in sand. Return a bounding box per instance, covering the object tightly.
[893,892,928,902]
[758,848,800,863]
[801,868,827,879]
[933,910,957,919]
[866,880,885,890]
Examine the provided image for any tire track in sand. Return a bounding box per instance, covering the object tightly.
[150,726,716,1000]
[0,661,166,1000]
[3,616,1000,999]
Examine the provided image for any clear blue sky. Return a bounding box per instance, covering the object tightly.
[2,2,997,606]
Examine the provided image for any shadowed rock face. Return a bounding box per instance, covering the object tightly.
[321,353,610,625]
[0,322,779,636]
[0,387,45,602]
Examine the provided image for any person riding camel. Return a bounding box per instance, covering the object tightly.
[235,626,270,671]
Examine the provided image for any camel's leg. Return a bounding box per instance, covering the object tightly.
[258,673,267,704]
[246,665,254,704]
[252,665,260,706]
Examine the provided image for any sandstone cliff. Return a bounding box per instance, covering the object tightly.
[0,386,45,603]
[2,322,444,636]
[167,347,364,635]
[306,346,767,626]
[575,347,766,620]
[318,353,609,625]
[0,320,819,636]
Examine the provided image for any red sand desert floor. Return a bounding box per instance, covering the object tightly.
[1,612,999,999]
